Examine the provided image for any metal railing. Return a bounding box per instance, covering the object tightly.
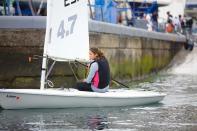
[0,0,46,16]
[0,0,180,34]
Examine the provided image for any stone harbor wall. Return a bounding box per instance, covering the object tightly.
[0,17,185,88]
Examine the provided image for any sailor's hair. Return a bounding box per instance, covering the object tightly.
[90,47,104,59]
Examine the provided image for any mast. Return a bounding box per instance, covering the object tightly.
[40,56,47,90]
[40,0,53,90]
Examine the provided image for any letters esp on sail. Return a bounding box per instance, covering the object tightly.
[44,0,89,61]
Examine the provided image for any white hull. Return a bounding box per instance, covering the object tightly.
[0,89,166,109]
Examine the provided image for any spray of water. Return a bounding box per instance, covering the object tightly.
[169,47,197,75]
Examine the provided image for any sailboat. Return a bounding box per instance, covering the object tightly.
[0,0,166,109]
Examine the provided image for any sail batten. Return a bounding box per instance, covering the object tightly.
[45,0,89,61]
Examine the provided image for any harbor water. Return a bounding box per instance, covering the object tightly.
[0,48,197,131]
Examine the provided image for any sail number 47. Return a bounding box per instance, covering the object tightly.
[57,14,77,39]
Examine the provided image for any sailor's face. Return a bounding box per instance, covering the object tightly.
[89,51,97,60]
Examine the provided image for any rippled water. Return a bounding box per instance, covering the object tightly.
[0,73,197,131]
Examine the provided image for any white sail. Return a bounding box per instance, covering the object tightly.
[45,0,89,61]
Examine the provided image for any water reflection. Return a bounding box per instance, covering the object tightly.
[0,74,197,130]
[86,115,108,130]
[0,108,110,131]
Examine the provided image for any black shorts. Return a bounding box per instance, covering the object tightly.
[75,82,93,92]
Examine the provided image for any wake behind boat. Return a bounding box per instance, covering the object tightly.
[0,89,166,109]
[0,0,166,109]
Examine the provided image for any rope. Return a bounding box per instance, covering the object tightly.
[69,61,79,81]
[46,60,56,79]
[45,60,56,88]
[47,80,54,88]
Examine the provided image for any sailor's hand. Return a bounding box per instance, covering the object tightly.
[77,79,86,82]
[86,64,90,69]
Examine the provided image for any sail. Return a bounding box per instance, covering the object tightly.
[45,0,89,61]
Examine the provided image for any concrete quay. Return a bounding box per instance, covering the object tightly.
[0,16,185,88]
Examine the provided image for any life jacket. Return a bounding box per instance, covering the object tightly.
[90,57,110,89]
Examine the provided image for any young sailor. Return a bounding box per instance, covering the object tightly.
[75,48,110,93]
